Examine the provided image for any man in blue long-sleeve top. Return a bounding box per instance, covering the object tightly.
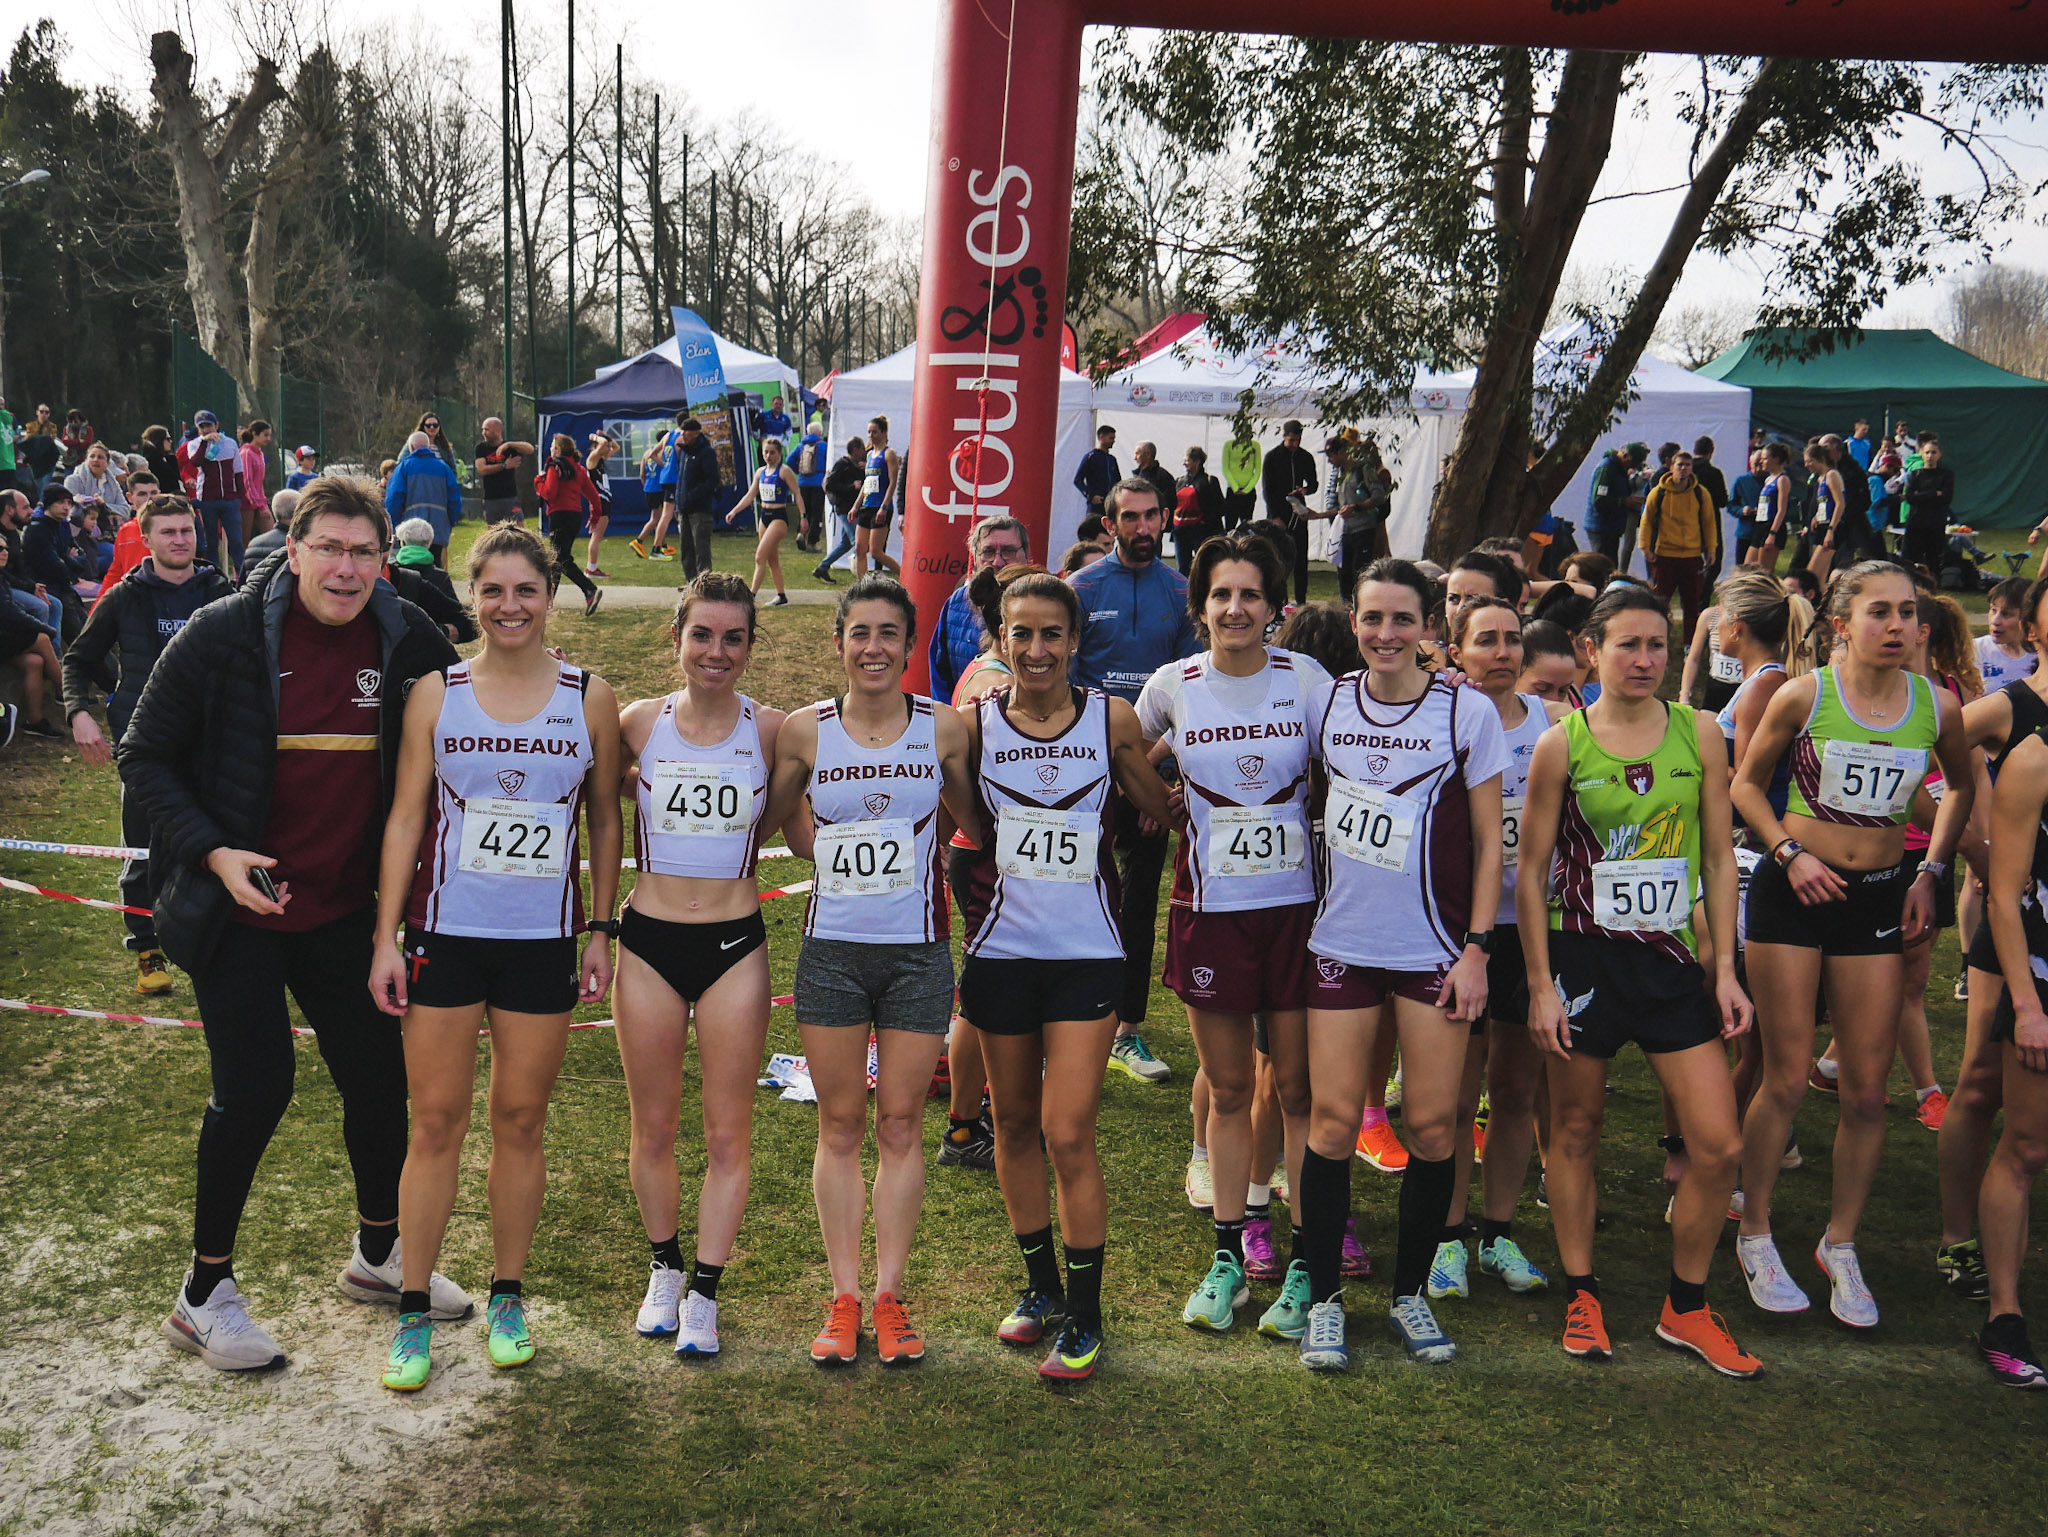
[1073,425,1121,528]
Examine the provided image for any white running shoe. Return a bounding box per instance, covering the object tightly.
[1737,1233,1811,1315]
[1815,1238,1879,1330]
[162,1275,286,1372]
[1184,1156,1214,1212]
[337,1234,475,1320]
[637,1264,686,1337]
[675,1289,720,1357]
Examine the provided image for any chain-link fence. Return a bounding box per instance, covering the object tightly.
[169,321,238,440]
[276,375,324,491]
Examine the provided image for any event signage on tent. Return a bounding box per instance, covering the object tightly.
[1699,329,2048,530]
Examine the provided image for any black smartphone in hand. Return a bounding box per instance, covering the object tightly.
[249,866,279,904]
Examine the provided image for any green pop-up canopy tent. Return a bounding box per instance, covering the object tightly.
[1699,329,2048,530]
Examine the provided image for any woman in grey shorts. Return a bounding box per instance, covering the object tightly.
[760,575,983,1367]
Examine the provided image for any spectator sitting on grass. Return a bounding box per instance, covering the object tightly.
[0,532,62,735]
[24,484,95,634]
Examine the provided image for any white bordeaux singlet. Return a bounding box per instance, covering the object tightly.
[633,692,768,879]
[1496,692,1551,917]
[1308,672,1508,971]
[803,695,946,944]
[1157,649,1317,913]
[405,660,590,939]
[968,687,1121,961]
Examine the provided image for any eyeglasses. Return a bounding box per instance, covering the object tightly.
[423,422,439,431]
[300,540,387,567]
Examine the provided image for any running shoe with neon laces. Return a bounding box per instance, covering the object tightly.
[1299,1300,1348,1371]
[1242,1217,1282,1281]
[1182,1253,1250,1331]
[1388,1294,1456,1363]
[937,1114,996,1170]
[1916,1087,1949,1131]
[1341,1217,1374,1279]
[1561,1291,1610,1360]
[162,1274,286,1372]
[997,1288,1065,1347]
[1184,1156,1214,1212]
[1978,1313,2048,1389]
[1427,1239,1470,1300]
[1814,1238,1879,1330]
[1737,1232,1811,1315]
[486,1292,535,1368]
[1472,1095,1489,1160]
[1807,1060,1839,1096]
[338,1234,475,1320]
[1656,1300,1762,1379]
[1936,1238,1991,1300]
[1260,1260,1314,1341]
[872,1292,924,1366]
[674,1290,719,1357]
[137,948,173,996]
[382,1312,433,1391]
[636,1264,685,1337]
[811,1292,862,1366]
[1355,1117,1409,1172]
[1109,1032,1171,1083]
[1478,1236,1549,1293]
[1039,1316,1103,1381]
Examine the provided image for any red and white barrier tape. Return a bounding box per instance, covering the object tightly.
[1,992,800,1039]
[0,838,801,865]
[3,874,810,918]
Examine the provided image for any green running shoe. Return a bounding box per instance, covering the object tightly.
[1478,1236,1550,1293]
[1426,1238,1470,1300]
[382,1311,433,1392]
[1936,1238,1990,1300]
[1181,1253,1249,1331]
[1258,1258,1315,1342]
[487,1292,535,1369]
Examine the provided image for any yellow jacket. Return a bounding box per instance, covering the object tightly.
[1641,479,1717,562]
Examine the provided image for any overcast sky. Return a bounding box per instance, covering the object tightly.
[15,1,2044,336]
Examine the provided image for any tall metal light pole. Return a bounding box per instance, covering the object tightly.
[614,42,623,357]
[677,135,689,312]
[0,168,51,402]
[565,0,576,390]
[500,1,514,436]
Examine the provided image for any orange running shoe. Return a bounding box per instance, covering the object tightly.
[872,1292,925,1367]
[1355,1117,1409,1172]
[1916,1087,1949,1131]
[1655,1299,1762,1379]
[810,1292,861,1367]
[1471,1120,1486,1160]
[1561,1291,1611,1360]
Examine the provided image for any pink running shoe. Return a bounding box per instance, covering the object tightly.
[1242,1217,1282,1281]
[1341,1217,1375,1279]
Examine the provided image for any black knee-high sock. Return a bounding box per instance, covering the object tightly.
[1017,1226,1063,1298]
[1393,1155,1457,1300]
[1298,1148,1352,1305]
[1064,1243,1105,1332]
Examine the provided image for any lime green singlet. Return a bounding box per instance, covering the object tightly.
[1550,703,1705,963]
[1785,665,1935,828]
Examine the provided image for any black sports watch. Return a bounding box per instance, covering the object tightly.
[585,918,620,938]
[1462,930,1493,955]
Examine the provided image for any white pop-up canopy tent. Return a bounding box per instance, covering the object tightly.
[1093,322,1752,563]
[596,329,802,397]
[829,343,1099,563]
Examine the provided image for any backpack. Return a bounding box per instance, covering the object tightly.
[797,438,820,477]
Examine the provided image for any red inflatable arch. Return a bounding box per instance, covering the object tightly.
[898,0,2048,687]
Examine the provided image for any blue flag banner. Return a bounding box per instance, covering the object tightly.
[670,305,740,492]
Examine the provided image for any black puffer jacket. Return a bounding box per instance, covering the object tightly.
[117,549,458,970]
[61,558,234,740]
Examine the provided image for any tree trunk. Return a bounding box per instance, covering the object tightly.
[149,31,287,415]
[1425,50,1629,563]
[1515,57,1795,527]
[244,175,289,424]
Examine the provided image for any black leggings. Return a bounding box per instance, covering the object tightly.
[1111,794,1169,1025]
[546,512,598,598]
[187,906,408,1258]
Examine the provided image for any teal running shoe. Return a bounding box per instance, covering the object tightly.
[381,1312,432,1392]
[487,1292,535,1369]
[1181,1253,1249,1332]
[1299,1300,1348,1371]
[1388,1294,1456,1364]
[1479,1236,1549,1293]
[1259,1259,1315,1342]
[1427,1238,1470,1300]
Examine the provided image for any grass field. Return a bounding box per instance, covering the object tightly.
[1,534,2043,1535]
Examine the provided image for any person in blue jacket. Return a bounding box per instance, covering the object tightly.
[1073,425,1121,520]
[1068,476,1200,1086]
[383,433,463,566]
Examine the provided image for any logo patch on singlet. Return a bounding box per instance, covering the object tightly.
[1625,762,1655,795]
[1316,957,1346,983]
[497,769,526,795]
[1366,754,1390,777]
[863,792,892,816]
[1236,755,1264,779]
[1192,967,1214,990]
[1036,764,1060,787]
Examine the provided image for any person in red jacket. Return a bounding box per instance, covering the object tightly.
[533,435,603,617]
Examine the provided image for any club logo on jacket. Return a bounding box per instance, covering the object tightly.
[354,668,381,708]
[497,769,526,796]
[1236,754,1264,779]
[1625,762,1655,796]
[863,792,892,817]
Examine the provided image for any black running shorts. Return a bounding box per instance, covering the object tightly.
[1544,928,1722,1060]
[1745,855,1908,956]
[957,954,1123,1036]
[403,928,579,1014]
